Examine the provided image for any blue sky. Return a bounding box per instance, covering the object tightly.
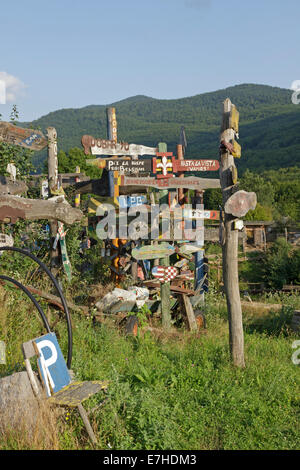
[0,0,299,121]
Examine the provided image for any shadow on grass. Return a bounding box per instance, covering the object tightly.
[244,306,295,337]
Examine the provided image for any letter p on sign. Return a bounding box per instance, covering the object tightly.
[34,333,71,397]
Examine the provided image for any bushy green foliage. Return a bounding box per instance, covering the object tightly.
[262,238,300,289]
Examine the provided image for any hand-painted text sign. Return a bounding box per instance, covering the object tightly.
[34,332,71,397]
[152,265,178,283]
[132,242,175,260]
[82,135,157,157]
[0,122,47,151]
[172,158,220,172]
[224,190,257,218]
[106,159,151,173]
[183,209,219,220]
[118,195,148,208]
[153,152,174,178]
[121,175,220,190]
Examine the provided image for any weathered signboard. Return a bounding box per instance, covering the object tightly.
[177,244,204,255]
[0,122,47,151]
[152,265,178,283]
[120,175,220,190]
[224,190,257,218]
[183,209,220,220]
[132,242,175,260]
[105,159,151,173]
[82,135,157,157]
[172,158,220,172]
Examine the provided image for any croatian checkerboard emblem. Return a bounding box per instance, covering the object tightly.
[152,266,178,283]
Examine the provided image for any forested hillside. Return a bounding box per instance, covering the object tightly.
[23,83,300,173]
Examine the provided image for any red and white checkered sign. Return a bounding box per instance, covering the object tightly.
[152,265,178,283]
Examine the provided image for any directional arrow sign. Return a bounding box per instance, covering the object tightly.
[172,158,220,172]
[0,122,47,151]
[120,175,220,190]
[82,135,157,157]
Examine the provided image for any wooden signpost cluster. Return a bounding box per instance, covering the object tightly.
[83,114,222,330]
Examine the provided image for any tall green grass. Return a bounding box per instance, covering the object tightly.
[0,284,299,450]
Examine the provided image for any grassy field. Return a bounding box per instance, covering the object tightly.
[0,281,299,451]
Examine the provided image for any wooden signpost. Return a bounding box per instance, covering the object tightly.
[220,98,249,368]
[120,175,220,190]
[118,195,148,208]
[0,122,47,151]
[82,135,157,157]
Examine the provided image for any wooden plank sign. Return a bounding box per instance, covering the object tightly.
[34,332,71,397]
[0,121,47,151]
[224,190,257,218]
[105,159,151,173]
[82,135,157,157]
[183,209,220,220]
[120,175,220,190]
[177,244,204,256]
[152,266,178,283]
[172,158,220,172]
[118,195,147,208]
[132,242,175,260]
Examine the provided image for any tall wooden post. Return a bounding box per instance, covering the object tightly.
[106,107,122,283]
[75,166,80,208]
[47,127,59,271]
[220,98,245,368]
[158,142,171,329]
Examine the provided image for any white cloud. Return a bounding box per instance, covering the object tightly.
[0,72,26,102]
[290,80,300,91]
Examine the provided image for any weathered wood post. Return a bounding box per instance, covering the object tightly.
[75,166,80,208]
[219,98,245,368]
[106,108,121,283]
[47,127,60,271]
[158,142,171,329]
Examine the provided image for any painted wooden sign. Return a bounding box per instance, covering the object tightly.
[177,244,204,255]
[172,158,220,172]
[120,175,220,190]
[153,152,174,178]
[82,135,157,157]
[0,121,47,151]
[106,158,151,173]
[132,242,175,260]
[34,332,71,397]
[224,190,257,218]
[118,195,147,208]
[152,265,178,283]
[183,209,220,220]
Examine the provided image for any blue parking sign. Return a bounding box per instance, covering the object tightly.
[34,333,71,397]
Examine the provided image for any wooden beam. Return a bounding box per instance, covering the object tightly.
[0,195,83,224]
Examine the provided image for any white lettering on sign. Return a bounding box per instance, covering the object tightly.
[36,339,58,396]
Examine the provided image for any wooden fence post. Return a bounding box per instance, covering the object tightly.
[219,98,245,368]
[47,127,59,271]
